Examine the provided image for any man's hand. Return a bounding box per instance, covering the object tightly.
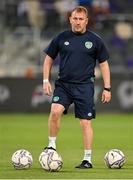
[101,90,111,103]
[43,81,52,96]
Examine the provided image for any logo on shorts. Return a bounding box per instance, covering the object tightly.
[85,41,93,49]
[90,77,95,83]
[88,112,92,117]
[53,96,59,102]
[64,41,69,46]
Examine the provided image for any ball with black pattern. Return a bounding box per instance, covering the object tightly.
[11,149,33,169]
[39,149,63,172]
[104,149,126,169]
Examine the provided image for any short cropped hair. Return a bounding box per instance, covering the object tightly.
[70,6,89,18]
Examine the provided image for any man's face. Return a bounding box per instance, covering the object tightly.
[69,11,88,33]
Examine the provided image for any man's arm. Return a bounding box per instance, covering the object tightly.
[99,60,111,103]
[43,55,54,96]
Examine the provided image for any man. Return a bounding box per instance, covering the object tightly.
[43,6,111,169]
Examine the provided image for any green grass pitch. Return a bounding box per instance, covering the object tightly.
[0,113,133,179]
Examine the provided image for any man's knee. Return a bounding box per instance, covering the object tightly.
[50,104,64,119]
[80,120,92,129]
[50,108,62,119]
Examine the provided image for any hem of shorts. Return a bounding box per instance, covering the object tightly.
[75,115,95,120]
[52,101,65,107]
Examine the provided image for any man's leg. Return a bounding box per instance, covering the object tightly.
[80,120,93,152]
[47,103,65,149]
[75,119,93,168]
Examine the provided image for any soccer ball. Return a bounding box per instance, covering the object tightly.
[104,149,126,169]
[39,149,63,172]
[11,149,33,169]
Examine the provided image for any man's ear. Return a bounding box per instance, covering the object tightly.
[86,17,89,25]
[69,16,72,24]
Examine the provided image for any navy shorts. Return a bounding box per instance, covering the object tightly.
[52,80,95,120]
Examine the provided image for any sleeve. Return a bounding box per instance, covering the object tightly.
[96,39,109,63]
[44,35,59,60]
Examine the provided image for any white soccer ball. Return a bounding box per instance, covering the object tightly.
[39,149,63,172]
[104,149,126,169]
[11,149,33,169]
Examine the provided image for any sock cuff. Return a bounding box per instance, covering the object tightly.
[84,149,92,154]
[49,136,56,141]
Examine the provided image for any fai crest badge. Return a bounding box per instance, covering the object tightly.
[85,41,93,49]
[64,41,69,46]
[53,96,59,102]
